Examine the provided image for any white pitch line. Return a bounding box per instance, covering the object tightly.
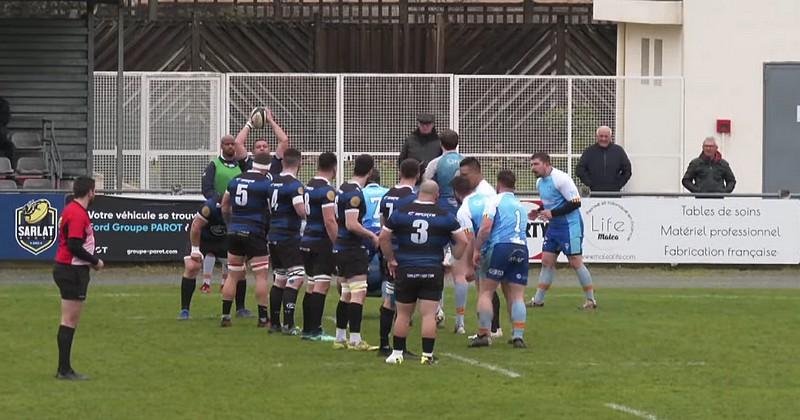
[604,403,658,420]
[440,352,522,378]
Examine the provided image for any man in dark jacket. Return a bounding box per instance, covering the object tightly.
[575,126,632,192]
[682,137,736,194]
[398,113,441,175]
[0,96,11,159]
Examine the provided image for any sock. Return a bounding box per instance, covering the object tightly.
[313,292,327,333]
[478,308,493,336]
[222,299,233,318]
[348,302,364,334]
[511,300,526,339]
[422,337,435,355]
[336,300,348,330]
[379,306,395,348]
[301,292,312,333]
[336,328,347,342]
[393,335,407,352]
[283,288,299,328]
[57,325,75,374]
[491,292,501,332]
[576,265,595,301]
[258,304,268,323]
[235,279,247,311]
[180,277,196,310]
[350,332,362,344]
[270,286,284,327]
[454,282,468,326]
[535,266,555,303]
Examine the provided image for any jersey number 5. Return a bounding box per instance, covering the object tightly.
[410,219,429,244]
[235,184,248,206]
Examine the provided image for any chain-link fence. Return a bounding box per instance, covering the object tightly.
[93,73,683,193]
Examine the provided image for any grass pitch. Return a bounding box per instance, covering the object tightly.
[1,281,798,419]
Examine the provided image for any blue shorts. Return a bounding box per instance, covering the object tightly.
[484,243,529,285]
[542,223,583,256]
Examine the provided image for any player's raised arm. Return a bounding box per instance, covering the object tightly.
[220,190,232,225]
[267,108,289,159]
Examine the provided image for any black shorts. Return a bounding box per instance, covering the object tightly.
[395,266,444,304]
[199,238,227,258]
[227,232,268,259]
[268,239,303,270]
[53,263,91,301]
[300,240,336,278]
[334,247,369,279]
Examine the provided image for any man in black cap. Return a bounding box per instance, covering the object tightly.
[398,113,441,176]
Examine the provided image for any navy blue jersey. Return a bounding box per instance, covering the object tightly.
[227,171,272,237]
[379,184,417,222]
[302,177,337,244]
[384,200,462,267]
[335,181,367,250]
[267,173,305,242]
[197,197,226,243]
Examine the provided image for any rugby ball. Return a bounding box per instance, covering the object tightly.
[24,200,50,224]
[250,107,267,129]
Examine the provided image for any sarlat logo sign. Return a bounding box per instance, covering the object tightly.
[15,199,58,255]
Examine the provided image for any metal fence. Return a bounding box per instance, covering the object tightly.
[93,73,684,193]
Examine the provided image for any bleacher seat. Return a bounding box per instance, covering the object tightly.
[10,131,43,151]
[0,179,17,190]
[0,157,12,176]
[15,156,46,176]
[22,178,52,189]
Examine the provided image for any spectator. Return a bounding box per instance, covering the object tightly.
[398,112,440,176]
[575,126,632,192]
[682,137,736,195]
[0,96,12,159]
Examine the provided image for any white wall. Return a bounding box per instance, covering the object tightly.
[682,0,800,193]
[619,23,684,192]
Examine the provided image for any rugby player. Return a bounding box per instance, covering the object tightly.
[376,158,419,356]
[469,170,529,349]
[265,148,307,335]
[333,154,379,351]
[527,152,597,309]
[380,181,468,365]
[362,168,389,295]
[53,176,103,380]
[422,129,467,332]
[232,108,289,176]
[299,152,339,340]
[219,153,273,327]
[458,157,502,337]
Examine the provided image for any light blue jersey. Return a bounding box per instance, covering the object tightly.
[536,167,583,230]
[424,151,463,213]
[362,183,389,234]
[482,192,527,248]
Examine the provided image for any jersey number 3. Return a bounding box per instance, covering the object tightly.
[410,219,429,244]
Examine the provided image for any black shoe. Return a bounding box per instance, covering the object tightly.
[257,320,268,328]
[377,346,392,357]
[55,370,89,381]
[468,334,491,348]
[268,324,282,334]
[509,337,528,349]
[220,317,232,328]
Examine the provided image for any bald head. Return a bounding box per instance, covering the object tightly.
[596,125,612,148]
[220,135,236,159]
[418,180,440,202]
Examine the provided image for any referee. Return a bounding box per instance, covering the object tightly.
[53,176,103,380]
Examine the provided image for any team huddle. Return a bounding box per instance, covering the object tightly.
[178,108,598,365]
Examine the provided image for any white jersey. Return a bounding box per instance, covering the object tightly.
[476,179,496,197]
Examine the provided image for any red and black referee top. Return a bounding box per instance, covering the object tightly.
[55,201,97,266]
